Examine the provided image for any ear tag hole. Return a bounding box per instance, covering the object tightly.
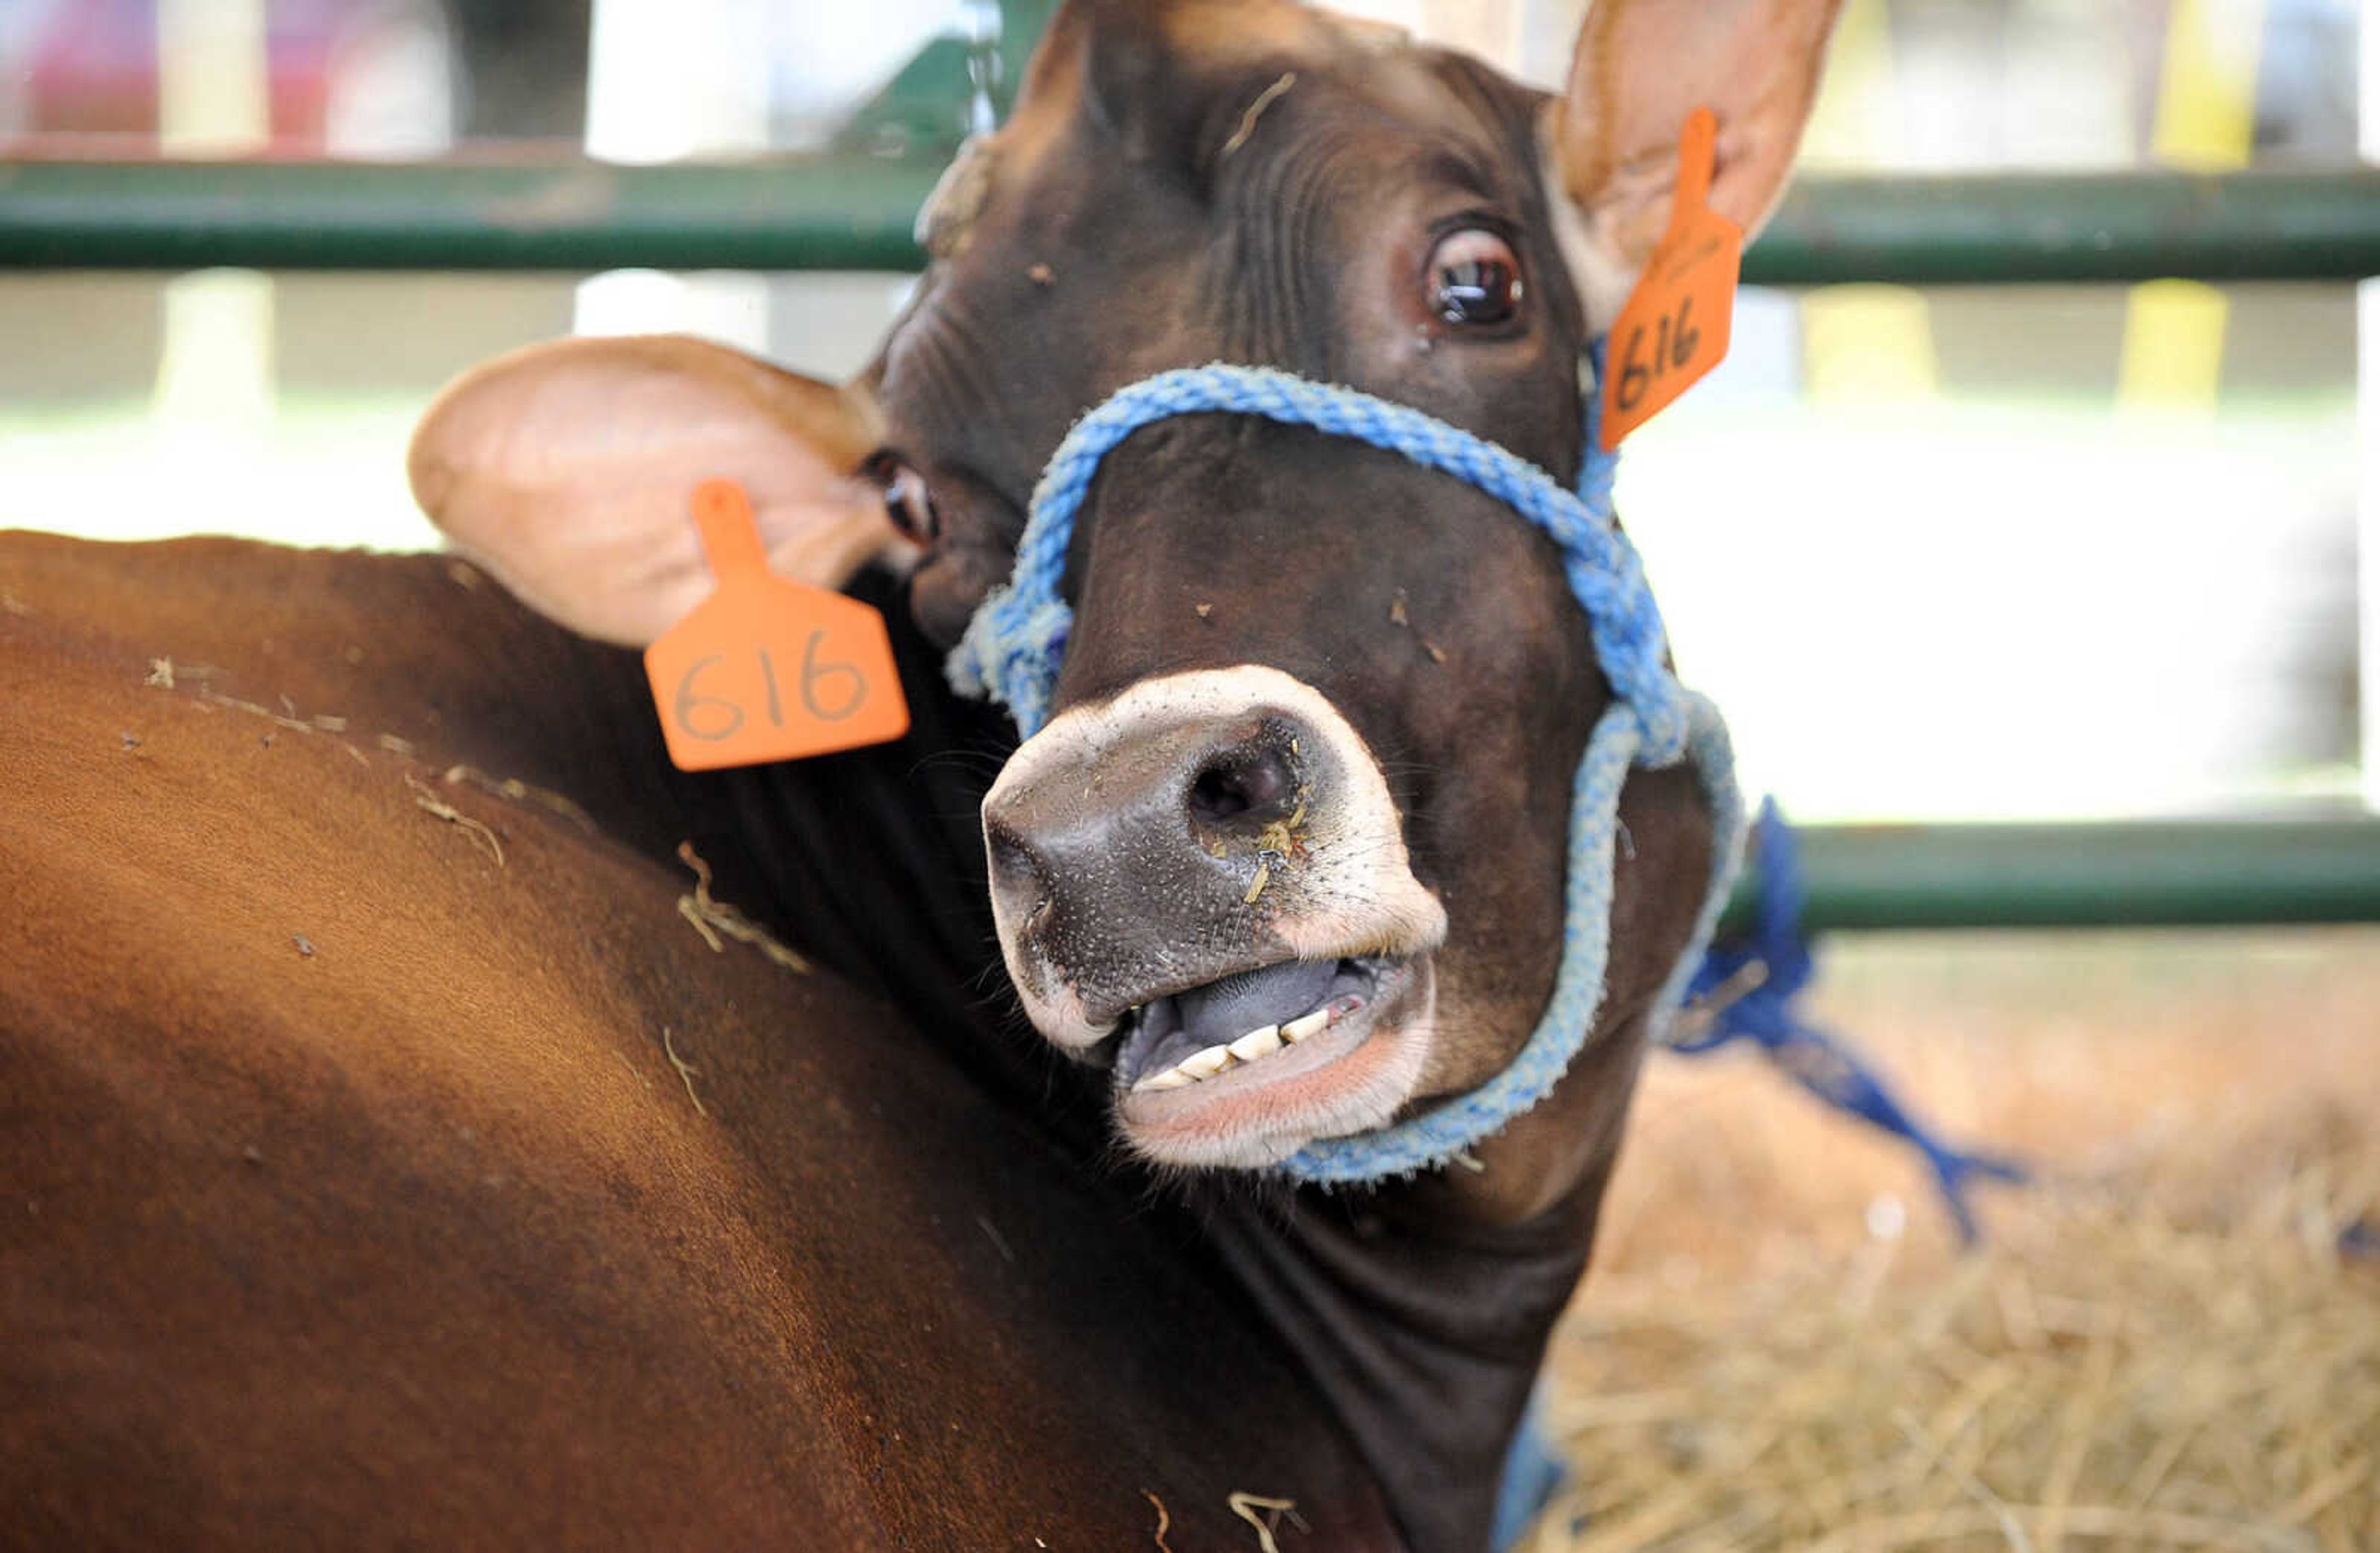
[1598,106,1742,451]
[643,478,910,772]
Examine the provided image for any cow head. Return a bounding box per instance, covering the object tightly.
[411,0,1839,1213]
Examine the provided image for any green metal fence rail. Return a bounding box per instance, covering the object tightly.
[0,158,945,275]
[4,160,2378,281]
[1717,819,2380,934]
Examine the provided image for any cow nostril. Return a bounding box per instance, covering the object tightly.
[1186,745,1298,827]
[985,820,1042,893]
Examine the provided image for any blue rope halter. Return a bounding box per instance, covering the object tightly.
[948,359,1745,1184]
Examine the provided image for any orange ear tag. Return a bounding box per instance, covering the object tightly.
[1598,107,1742,451]
[643,478,910,771]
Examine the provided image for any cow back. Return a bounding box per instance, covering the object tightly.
[0,531,1398,1550]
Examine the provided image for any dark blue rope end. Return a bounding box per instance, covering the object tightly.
[1676,799,2026,1245]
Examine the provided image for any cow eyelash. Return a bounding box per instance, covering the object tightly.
[863,452,941,544]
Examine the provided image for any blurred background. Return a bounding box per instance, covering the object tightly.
[4,5,2376,1546]
[0,0,2367,824]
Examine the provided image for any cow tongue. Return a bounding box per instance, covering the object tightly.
[1118,958,1365,1085]
[1173,958,1341,1051]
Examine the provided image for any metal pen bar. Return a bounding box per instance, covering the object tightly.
[4,159,2376,281]
[0,157,946,273]
[1722,818,2380,934]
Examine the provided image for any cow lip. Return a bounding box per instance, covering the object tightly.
[1106,954,1412,1095]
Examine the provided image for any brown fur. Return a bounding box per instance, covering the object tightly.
[0,532,1399,1550]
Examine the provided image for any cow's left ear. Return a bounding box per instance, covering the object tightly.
[1546,0,1844,330]
[409,334,915,647]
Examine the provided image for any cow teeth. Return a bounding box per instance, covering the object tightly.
[1134,1021,1306,1094]
[1177,1044,1235,1079]
[1228,1025,1282,1062]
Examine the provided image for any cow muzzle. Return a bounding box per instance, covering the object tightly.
[982,665,1448,1168]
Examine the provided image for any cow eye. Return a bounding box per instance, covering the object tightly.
[1427,229,1523,326]
[865,454,940,544]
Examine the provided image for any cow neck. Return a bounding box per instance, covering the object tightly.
[946,360,1747,1184]
[1186,1075,1637,1553]
[663,571,1124,1140]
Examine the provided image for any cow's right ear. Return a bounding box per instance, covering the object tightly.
[408,334,916,648]
[1546,0,1843,332]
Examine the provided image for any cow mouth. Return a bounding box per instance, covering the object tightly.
[1100,952,1433,1164]
[1109,954,1401,1089]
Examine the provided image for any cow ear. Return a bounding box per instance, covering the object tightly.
[1547,0,1843,329]
[408,334,915,648]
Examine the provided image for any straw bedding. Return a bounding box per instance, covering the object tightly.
[1527,929,2380,1552]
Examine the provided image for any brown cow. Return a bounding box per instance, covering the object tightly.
[1,3,1839,1549]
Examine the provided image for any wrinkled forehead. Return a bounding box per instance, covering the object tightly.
[1143,1,1461,116]
[892,1,1575,504]
[982,1,1534,208]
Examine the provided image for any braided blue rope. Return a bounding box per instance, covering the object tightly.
[1289,694,1741,1181]
[1678,798,2027,1243]
[948,359,1743,1184]
[951,366,1686,763]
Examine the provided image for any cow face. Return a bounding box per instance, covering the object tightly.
[408,0,1839,1189]
[896,0,1837,1175]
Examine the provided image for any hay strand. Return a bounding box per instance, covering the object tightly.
[659,1026,707,1118]
[1226,1492,1305,1553]
[404,774,505,868]
[674,842,811,975]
